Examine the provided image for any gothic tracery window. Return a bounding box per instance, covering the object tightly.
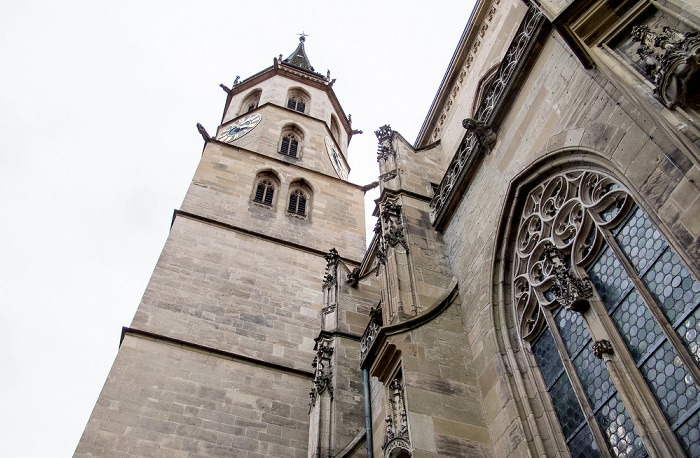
[240,89,261,115]
[286,87,309,114]
[513,169,700,457]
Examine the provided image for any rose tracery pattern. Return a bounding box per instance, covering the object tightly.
[514,171,632,341]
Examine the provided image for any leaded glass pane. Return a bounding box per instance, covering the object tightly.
[532,328,564,388]
[679,306,700,366]
[588,246,633,312]
[614,206,666,275]
[568,425,601,458]
[676,408,700,458]
[572,345,613,411]
[554,307,589,357]
[642,248,700,327]
[611,290,663,363]
[639,340,700,427]
[551,372,586,440]
[595,393,646,458]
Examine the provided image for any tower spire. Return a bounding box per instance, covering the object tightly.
[283,33,316,73]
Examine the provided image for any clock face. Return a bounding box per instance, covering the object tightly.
[217,113,262,143]
[325,136,348,180]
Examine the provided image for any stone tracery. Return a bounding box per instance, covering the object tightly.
[512,170,632,341]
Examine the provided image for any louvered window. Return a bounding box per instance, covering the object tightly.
[254,180,274,206]
[280,134,299,158]
[288,190,307,216]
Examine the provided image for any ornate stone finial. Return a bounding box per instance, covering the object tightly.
[233,76,240,85]
[593,340,614,359]
[326,69,331,79]
[298,31,309,42]
[196,123,211,142]
[375,125,395,162]
[462,117,496,148]
[309,339,334,410]
[347,114,352,126]
[542,243,593,313]
[324,247,340,266]
[323,248,340,290]
[631,25,700,109]
[279,54,283,61]
[374,124,393,142]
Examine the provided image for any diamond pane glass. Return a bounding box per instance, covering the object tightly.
[532,327,564,389]
[676,408,700,458]
[611,289,663,363]
[614,206,666,275]
[572,345,613,411]
[551,372,585,440]
[568,424,601,458]
[595,393,646,458]
[554,307,589,357]
[642,248,700,327]
[639,340,700,427]
[588,246,633,312]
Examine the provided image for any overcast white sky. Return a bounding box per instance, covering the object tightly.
[0,1,474,455]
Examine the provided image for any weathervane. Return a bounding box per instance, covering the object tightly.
[297,31,309,42]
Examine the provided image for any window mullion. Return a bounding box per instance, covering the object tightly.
[600,228,700,386]
[542,309,613,457]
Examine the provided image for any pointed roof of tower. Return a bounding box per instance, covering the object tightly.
[283,34,316,73]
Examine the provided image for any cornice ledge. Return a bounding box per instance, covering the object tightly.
[360,279,459,369]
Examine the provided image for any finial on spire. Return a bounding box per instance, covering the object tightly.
[283,32,316,73]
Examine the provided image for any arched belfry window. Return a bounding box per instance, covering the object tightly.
[252,171,279,208]
[330,114,340,143]
[287,180,311,218]
[286,87,309,114]
[240,89,261,115]
[279,125,303,158]
[513,170,700,457]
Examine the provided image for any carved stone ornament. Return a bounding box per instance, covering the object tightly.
[360,320,380,360]
[542,243,593,313]
[375,125,396,162]
[512,171,632,342]
[593,339,614,359]
[382,374,411,457]
[360,304,383,361]
[381,170,398,181]
[375,124,393,142]
[322,248,340,289]
[346,267,360,287]
[309,340,334,409]
[632,25,700,110]
[374,220,387,270]
[430,5,545,220]
[381,201,407,249]
[462,118,496,148]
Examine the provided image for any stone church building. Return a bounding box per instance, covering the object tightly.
[75,0,700,455]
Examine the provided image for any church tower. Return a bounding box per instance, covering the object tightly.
[75,37,371,457]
